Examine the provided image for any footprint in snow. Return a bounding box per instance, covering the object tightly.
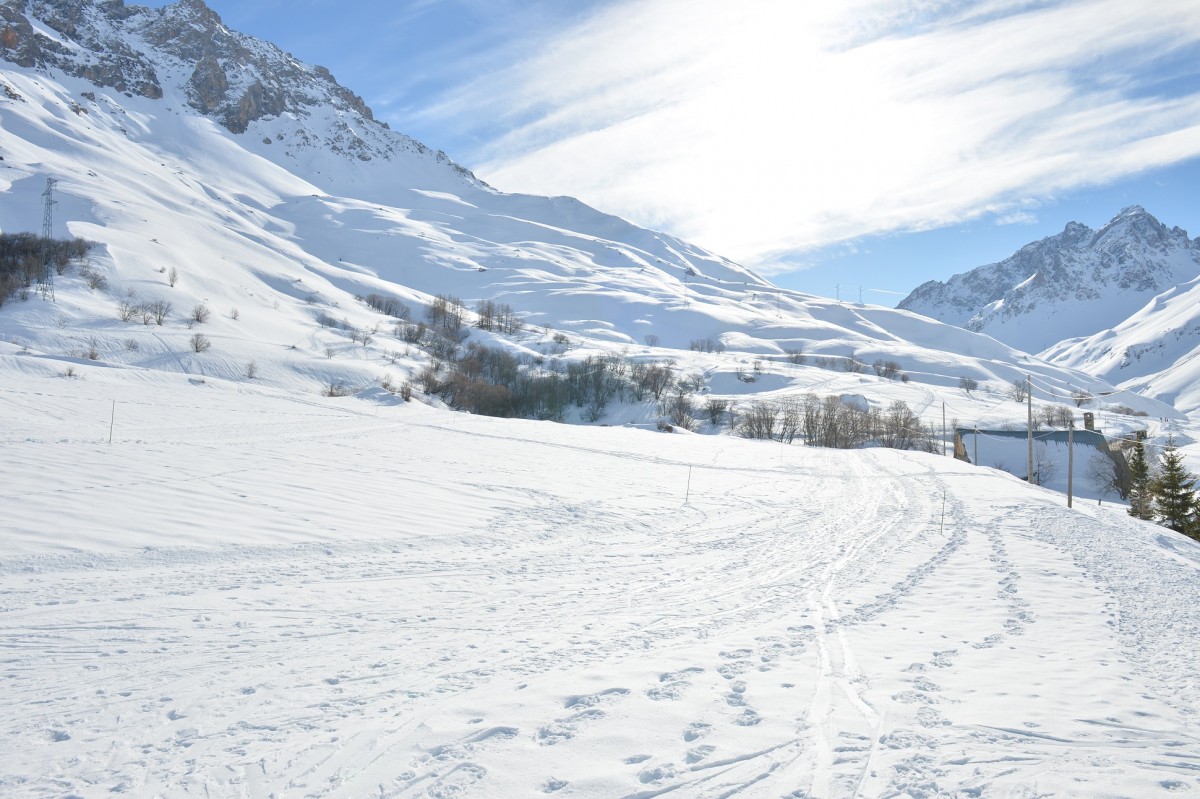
[536,690,628,746]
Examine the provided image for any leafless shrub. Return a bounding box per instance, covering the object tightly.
[661,390,700,431]
[364,293,409,319]
[700,397,728,426]
[398,322,425,343]
[167,267,178,287]
[80,264,107,290]
[1039,404,1074,428]
[737,400,778,440]
[689,338,723,353]
[189,333,211,353]
[78,336,100,360]
[679,372,705,392]
[191,303,210,324]
[872,359,901,379]
[145,299,171,325]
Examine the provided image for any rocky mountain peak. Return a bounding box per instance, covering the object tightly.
[898,207,1200,354]
[1,0,384,136]
[2,0,163,97]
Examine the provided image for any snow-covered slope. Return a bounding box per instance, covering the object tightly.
[1042,273,1200,414]
[2,362,1199,799]
[3,4,1200,796]
[899,207,1200,355]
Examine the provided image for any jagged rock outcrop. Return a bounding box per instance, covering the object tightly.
[898,207,1200,354]
[1,0,162,98]
[187,53,226,113]
[1,0,408,155]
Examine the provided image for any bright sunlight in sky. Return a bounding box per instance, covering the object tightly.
[140,0,1200,302]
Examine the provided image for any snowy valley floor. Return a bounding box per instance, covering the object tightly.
[2,356,1199,799]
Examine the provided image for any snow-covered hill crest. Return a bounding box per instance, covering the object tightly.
[899,207,1200,354]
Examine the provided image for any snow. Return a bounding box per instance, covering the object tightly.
[2,361,1199,798]
[1,6,1200,796]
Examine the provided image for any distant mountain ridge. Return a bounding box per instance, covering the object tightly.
[898,207,1200,354]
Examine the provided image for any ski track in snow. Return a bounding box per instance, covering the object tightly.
[1,375,1199,798]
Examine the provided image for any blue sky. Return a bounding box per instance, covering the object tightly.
[142,0,1200,304]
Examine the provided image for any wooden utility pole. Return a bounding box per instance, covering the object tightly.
[1026,375,1034,485]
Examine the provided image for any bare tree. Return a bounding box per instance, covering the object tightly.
[1032,443,1057,486]
[1039,404,1073,428]
[661,391,700,432]
[1087,450,1128,499]
[872,359,901,379]
[737,400,778,440]
[189,333,211,353]
[147,300,171,325]
[705,397,730,426]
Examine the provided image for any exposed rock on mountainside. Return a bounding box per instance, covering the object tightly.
[899,207,1200,354]
[0,0,407,151]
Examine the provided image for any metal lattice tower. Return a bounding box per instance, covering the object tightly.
[38,178,57,300]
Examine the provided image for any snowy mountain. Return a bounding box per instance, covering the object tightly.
[0,0,1154,430]
[4,3,1200,797]
[1041,272,1200,415]
[898,207,1200,355]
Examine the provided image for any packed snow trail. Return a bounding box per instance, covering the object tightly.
[2,366,1199,798]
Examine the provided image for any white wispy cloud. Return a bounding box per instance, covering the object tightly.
[424,0,1200,274]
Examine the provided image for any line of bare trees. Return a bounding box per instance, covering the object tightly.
[417,343,683,422]
[733,395,938,451]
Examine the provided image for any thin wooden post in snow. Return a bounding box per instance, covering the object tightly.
[1067,420,1074,508]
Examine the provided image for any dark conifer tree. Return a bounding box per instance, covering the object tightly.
[1127,440,1155,521]
[1153,437,1197,535]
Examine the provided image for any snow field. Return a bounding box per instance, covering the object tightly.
[2,362,1198,798]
